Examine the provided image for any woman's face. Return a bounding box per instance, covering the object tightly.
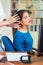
[21,12,32,26]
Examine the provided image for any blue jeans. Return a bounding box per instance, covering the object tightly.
[1,36,15,51]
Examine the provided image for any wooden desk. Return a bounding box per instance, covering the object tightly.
[0,52,43,65]
[11,55,43,65]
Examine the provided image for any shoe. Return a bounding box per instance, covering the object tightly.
[27,50,35,55]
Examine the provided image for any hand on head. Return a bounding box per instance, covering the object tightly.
[13,22,22,29]
[8,14,20,24]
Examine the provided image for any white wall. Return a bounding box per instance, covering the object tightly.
[0,0,13,41]
[1,0,11,18]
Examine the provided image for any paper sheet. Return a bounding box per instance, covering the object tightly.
[6,52,28,61]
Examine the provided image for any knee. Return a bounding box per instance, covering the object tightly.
[1,36,8,40]
[1,36,11,44]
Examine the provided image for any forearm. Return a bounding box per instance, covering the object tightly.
[0,20,10,27]
[6,23,15,28]
[7,23,21,29]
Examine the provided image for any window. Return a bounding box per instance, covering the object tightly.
[34,25,37,31]
[30,25,33,31]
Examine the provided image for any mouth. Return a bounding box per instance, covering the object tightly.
[28,21,31,23]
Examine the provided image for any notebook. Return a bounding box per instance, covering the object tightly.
[6,52,28,61]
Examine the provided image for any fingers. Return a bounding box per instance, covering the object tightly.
[13,14,19,18]
[14,23,22,27]
[15,17,20,21]
[15,16,20,19]
[13,14,20,21]
[8,13,20,24]
[14,23,21,29]
[13,14,18,17]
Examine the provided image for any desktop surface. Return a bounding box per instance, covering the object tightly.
[0,52,43,65]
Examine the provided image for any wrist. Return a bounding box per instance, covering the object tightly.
[7,20,10,25]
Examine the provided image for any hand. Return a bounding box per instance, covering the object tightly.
[13,23,21,29]
[14,23,21,29]
[7,22,21,29]
[8,14,20,24]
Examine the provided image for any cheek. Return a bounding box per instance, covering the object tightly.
[25,19,32,25]
[28,19,32,24]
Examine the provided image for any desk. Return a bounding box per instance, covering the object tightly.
[11,55,43,65]
[0,52,43,65]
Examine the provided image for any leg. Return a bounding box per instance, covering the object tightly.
[1,36,15,51]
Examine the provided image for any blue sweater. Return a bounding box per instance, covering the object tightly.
[13,30,33,52]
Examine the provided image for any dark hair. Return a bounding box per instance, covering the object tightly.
[11,10,17,16]
[16,10,32,20]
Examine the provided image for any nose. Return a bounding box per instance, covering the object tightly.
[28,17,32,22]
[28,17,31,20]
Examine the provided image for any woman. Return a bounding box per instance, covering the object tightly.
[13,10,33,52]
[2,9,34,53]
